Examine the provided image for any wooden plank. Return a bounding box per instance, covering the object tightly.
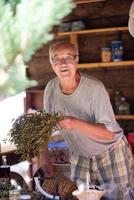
[70,33,78,48]
[77,60,134,69]
[58,26,128,36]
[116,115,134,120]
[0,144,16,155]
[65,0,131,23]
[75,0,107,4]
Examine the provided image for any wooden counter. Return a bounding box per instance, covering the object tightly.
[0,144,16,156]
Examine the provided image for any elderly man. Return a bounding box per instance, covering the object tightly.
[40,41,134,199]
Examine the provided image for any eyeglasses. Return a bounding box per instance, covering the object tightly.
[51,55,78,64]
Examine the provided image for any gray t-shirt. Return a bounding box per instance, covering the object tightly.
[44,73,123,157]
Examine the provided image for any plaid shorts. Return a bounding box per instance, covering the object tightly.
[71,136,134,200]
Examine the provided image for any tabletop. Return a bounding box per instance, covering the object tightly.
[0,191,42,200]
[0,144,16,156]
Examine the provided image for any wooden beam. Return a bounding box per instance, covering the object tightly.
[75,0,107,4]
[77,60,134,69]
[58,26,128,37]
[116,115,134,120]
[70,33,78,48]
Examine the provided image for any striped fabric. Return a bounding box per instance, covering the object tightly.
[71,136,134,200]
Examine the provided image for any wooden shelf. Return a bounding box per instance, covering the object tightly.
[57,26,130,62]
[57,26,133,69]
[115,115,134,120]
[77,60,134,69]
[58,26,128,37]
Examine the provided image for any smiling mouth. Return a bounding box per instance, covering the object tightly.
[60,68,69,72]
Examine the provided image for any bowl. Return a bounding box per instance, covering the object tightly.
[72,189,104,200]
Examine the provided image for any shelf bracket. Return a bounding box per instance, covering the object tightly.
[70,33,78,49]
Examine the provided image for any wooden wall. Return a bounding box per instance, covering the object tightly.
[27,0,134,132]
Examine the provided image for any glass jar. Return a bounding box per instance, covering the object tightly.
[9,190,20,200]
[111,40,123,61]
[20,194,31,200]
[101,47,112,62]
[0,155,10,183]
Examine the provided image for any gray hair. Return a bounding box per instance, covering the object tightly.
[49,41,79,63]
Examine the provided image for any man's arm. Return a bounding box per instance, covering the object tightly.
[59,117,115,140]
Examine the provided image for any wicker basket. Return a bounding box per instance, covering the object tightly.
[42,174,77,199]
[72,189,104,200]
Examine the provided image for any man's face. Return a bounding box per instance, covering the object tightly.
[50,46,78,80]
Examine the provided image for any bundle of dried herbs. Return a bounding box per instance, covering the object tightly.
[0,180,15,198]
[6,109,62,160]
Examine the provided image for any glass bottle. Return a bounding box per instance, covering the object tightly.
[101,47,112,62]
[118,97,130,115]
[107,86,114,107]
[0,155,11,183]
[114,90,122,114]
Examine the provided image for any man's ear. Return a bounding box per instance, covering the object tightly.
[75,55,79,62]
[49,57,53,65]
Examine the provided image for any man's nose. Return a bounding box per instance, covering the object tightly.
[60,58,68,64]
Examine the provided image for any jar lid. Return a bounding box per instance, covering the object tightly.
[101,47,111,51]
[111,40,122,44]
[20,194,31,200]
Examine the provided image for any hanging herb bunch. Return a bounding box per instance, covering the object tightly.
[6,109,62,160]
